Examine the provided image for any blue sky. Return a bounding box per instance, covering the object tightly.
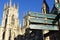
[0,0,54,26]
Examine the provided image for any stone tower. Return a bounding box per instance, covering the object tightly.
[0,0,20,40]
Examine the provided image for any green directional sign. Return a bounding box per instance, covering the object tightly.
[29,24,59,30]
[29,12,57,19]
[26,12,59,30]
[29,18,58,25]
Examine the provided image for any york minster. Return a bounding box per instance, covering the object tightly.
[0,0,60,40]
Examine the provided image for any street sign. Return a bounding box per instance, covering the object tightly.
[29,24,59,30]
[29,12,57,19]
[25,12,59,30]
[29,18,58,25]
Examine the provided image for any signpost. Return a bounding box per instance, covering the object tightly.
[29,24,59,30]
[26,12,59,30]
[23,1,60,40]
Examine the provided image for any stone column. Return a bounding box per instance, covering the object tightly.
[0,27,4,40]
[4,28,10,40]
[10,30,14,40]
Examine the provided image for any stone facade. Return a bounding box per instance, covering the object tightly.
[0,0,60,40]
[0,0,22,40]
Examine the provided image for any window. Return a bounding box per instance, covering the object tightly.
[11,15,15,25]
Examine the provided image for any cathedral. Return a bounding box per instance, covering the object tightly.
[0,0,60,40]
[0,0,23,40]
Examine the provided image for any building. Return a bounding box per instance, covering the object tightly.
[0,0,22,40]
[0,0,60,40]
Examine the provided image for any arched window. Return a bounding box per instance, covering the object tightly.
[11,15,15,25]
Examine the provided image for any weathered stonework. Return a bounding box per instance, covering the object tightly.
[0,0,22,40]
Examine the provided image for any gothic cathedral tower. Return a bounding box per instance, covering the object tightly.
[0,0,20,40]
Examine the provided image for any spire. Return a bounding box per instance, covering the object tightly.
[42,0,49,14]
[4,3,6,9]
[4,2,8,9]
[43,0,46,4]
[7,2,8,7]
[10,0,12,6]
[14,3,16,8]
[43,0,48,7]
[42,0,47,10]
[16,3,19,9]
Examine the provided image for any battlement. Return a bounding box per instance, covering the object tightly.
[4,0,18,10]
